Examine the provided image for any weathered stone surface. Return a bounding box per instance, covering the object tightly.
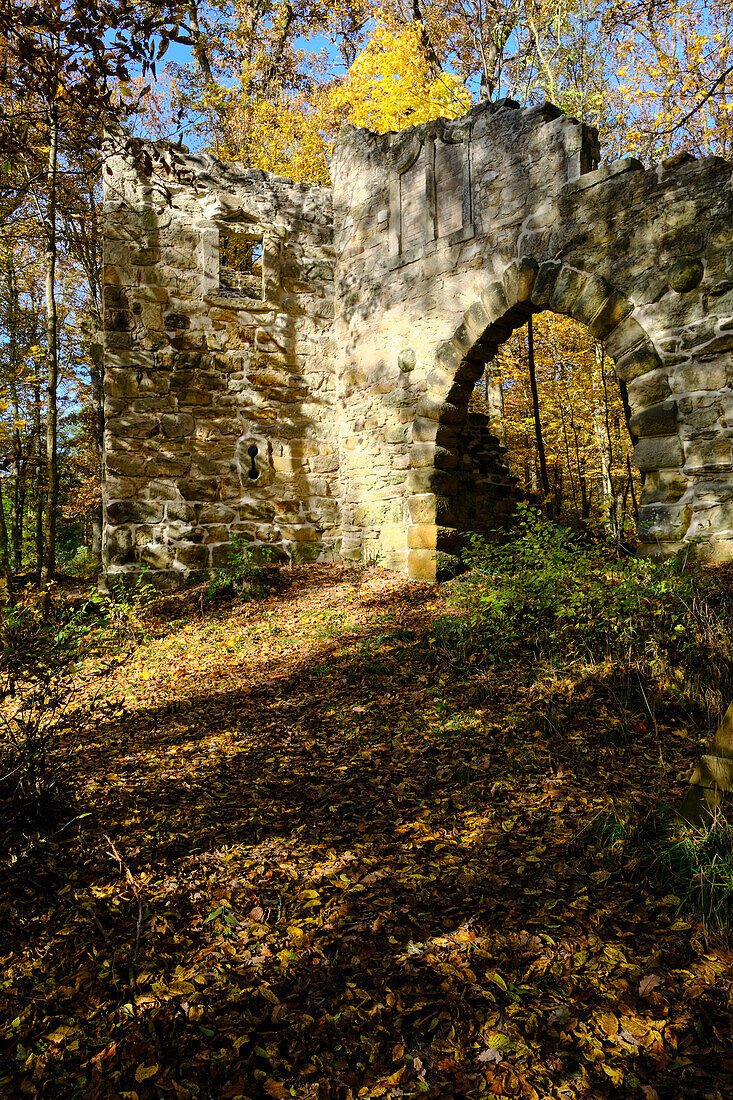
[629,399,677,438]
[633,436,685,471]
[669,256,704,293]
[104,101,733,583]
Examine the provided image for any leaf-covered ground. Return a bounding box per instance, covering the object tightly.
[1,564,732,1100]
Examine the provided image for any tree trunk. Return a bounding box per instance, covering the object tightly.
[33,378,44,578]
[41,99,59,585]
[3,239,23,573]
[527,315,551,516]
[0,477,14,602]
[89,337,104,560]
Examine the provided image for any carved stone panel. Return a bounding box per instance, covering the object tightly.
[435,141,465,238]
[400,148,426,251]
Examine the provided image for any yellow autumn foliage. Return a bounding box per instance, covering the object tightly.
[330,17,471,134]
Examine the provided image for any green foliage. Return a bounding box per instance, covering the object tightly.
[204,537,278,602]
[435,506,732,711]
[59,544,100,578]
[0,594,84,816]
[666,814,733,937]
[589,802,733,938]
[104,570,157,643]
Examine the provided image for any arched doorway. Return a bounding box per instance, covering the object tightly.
[406,260,683,580]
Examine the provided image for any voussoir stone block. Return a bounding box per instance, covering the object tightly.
[572,276,612,326]
[550,267,587,316]
[530,262,562,308]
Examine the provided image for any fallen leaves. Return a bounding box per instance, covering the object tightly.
[0,564,730,1099]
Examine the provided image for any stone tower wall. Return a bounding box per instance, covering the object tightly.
[102,144,338,587]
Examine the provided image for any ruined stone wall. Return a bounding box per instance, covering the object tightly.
[103,101,733,585]
[331,100,733,579]
[331,102,599,576]
[103,144,338,587]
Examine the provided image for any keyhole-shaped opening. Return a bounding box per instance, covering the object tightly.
[247,444,260,480]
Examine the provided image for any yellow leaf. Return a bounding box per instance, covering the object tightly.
[596,1011,619,1038]
[134,1064,158,1083]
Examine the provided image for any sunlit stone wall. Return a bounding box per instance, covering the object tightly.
[103,101,733,584]
[102,143,338,588]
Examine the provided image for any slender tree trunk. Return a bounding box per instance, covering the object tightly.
[42,99,59,585]
[4,241,23,573]
[89,343,104,559]
[0,478,14,602]
[527,315,551,515]
[34,379,44,577]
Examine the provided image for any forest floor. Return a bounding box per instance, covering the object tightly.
[1,563,732,1100]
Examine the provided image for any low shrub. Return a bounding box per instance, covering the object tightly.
[434,505,733,716]
[0,593,85,818]
[204,537,281,603]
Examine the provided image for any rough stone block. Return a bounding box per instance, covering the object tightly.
[638,502,691,540]
[353,499,404,527]
[641,470,689,503]
[627,369,671,407]
[588,295,634,345]
[687,504,733,538]
[615,342,662,383]
[571,276,612,326]
[515,257,538,302]
[407,548,437,583]
[601,312,645,359]
[633,435,684,471]
[530,262,561,308]
[406,468,458,495]
[684,437,732,468]
[480,282,509,323]
[549,267,587,316]
[407,524,438,550]
[107,500,164,524]
[410,442,437,468]
[629,399,677,438]
[406,493,452,524]
[671,362,727,392]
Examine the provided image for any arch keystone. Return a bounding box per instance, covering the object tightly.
[515,257,539,301]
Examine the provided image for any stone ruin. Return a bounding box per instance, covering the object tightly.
[102,99,733,585]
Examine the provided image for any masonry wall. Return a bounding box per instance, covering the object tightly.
[102,143,338,587]
[331,101,599,574]
[103,102,733,586]
[331,100,733,579]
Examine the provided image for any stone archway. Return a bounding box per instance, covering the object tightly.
[405,259,675,580]
[332,101,733,583]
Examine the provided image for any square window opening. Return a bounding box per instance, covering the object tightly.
[219,234,264,300]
